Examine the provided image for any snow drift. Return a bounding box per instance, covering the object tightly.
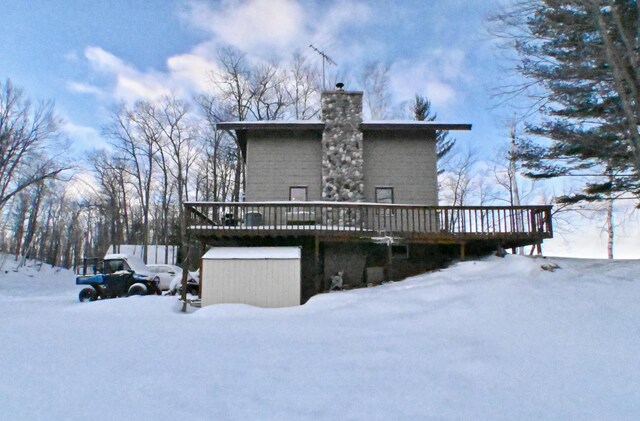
[0,254,638,420]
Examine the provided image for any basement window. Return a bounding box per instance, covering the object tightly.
[392,244,409,259]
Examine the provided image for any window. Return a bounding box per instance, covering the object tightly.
[375,187,394,204]
[290,186,308,201]
[376,187,394,217]
[105,259,129,274]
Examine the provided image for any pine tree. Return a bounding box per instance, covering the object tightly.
[490,0,640,204]
[413,95,456,168]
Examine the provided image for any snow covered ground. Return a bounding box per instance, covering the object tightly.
[1,254,639,420]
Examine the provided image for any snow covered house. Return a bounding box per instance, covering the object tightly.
[186,85,553,303]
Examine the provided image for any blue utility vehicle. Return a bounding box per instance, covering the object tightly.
[76,253,161,302]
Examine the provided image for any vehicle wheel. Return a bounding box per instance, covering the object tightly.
[128,283,148,296]
[79,287,97,302]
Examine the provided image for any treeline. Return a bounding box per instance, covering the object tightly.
[1,49,327,267]
[4,0,640,265]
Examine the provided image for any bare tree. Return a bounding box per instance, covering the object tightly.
[103,101,161,263]
[0,79,70,213]
[213,48,253,201]
[285,52,321,120]
[90,150,131,252]
[249,62,289,121]
[147,96,202,310]
[360,61,392,119]
[439,147,479,206]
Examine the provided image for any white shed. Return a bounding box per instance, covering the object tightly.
[201,247,301,308]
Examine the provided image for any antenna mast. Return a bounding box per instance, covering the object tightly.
[309,44,336,91]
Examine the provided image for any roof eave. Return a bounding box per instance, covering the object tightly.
[360,123,472,131]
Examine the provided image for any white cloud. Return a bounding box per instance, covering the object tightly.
[185,0,306,53]
[385,46,478,116]
[319,0,372,35]
[114,75,170,102]
[389,62,457,109]
[182,0,373,63]
[423,80,457,105]
[78,46,214,102]
[70,0,379,107]
[85,46,129,74]
[167,53,219,93]
[67,82,105,97]
[62,121,107,152]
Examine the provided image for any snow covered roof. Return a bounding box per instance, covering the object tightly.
[104,253,150,274]
[203,247,301,260]
[216,120,471,131]
[216,121,325,131]
[361,121,472,131]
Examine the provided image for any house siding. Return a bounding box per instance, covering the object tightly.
[245,130,322,201]
[363,131,439,205]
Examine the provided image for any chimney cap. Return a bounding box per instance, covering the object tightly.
[335,82,345,91]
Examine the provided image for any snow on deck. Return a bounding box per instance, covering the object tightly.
[1,254,639,420]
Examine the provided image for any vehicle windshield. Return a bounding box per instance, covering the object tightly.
[105,259,129,274]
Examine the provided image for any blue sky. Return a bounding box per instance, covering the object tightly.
[1,0,510,152]
[3,0,636,257]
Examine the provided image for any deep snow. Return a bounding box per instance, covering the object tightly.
[0,254,639,420]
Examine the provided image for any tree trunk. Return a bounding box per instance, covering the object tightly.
[606,196,614,260]
[509,123,523,255]
[21,182,45,259]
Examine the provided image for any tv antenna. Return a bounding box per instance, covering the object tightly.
[309,44,336,91]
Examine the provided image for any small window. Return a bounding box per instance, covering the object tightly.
[375,187,394,204]
[392,244,409,259]
[290,186,308,201]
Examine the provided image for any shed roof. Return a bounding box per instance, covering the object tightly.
[203,247,301,260]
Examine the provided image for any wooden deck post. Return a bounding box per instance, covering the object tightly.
[460,242,466,261]
[314,236,321,293]
[387,242,393,282]
[199,241,206,298]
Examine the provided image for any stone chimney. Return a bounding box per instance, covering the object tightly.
[321,84,364,202]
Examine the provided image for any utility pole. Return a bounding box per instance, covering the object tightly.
[309,44,336,91]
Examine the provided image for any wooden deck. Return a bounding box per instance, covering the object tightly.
[185,201,553,247]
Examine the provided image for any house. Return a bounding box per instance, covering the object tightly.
[186,85,553,303]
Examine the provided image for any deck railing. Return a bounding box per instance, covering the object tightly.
[185,201,553,241]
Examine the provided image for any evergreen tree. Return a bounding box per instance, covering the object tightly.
[413,95,456,167]
[490,0,640,204]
